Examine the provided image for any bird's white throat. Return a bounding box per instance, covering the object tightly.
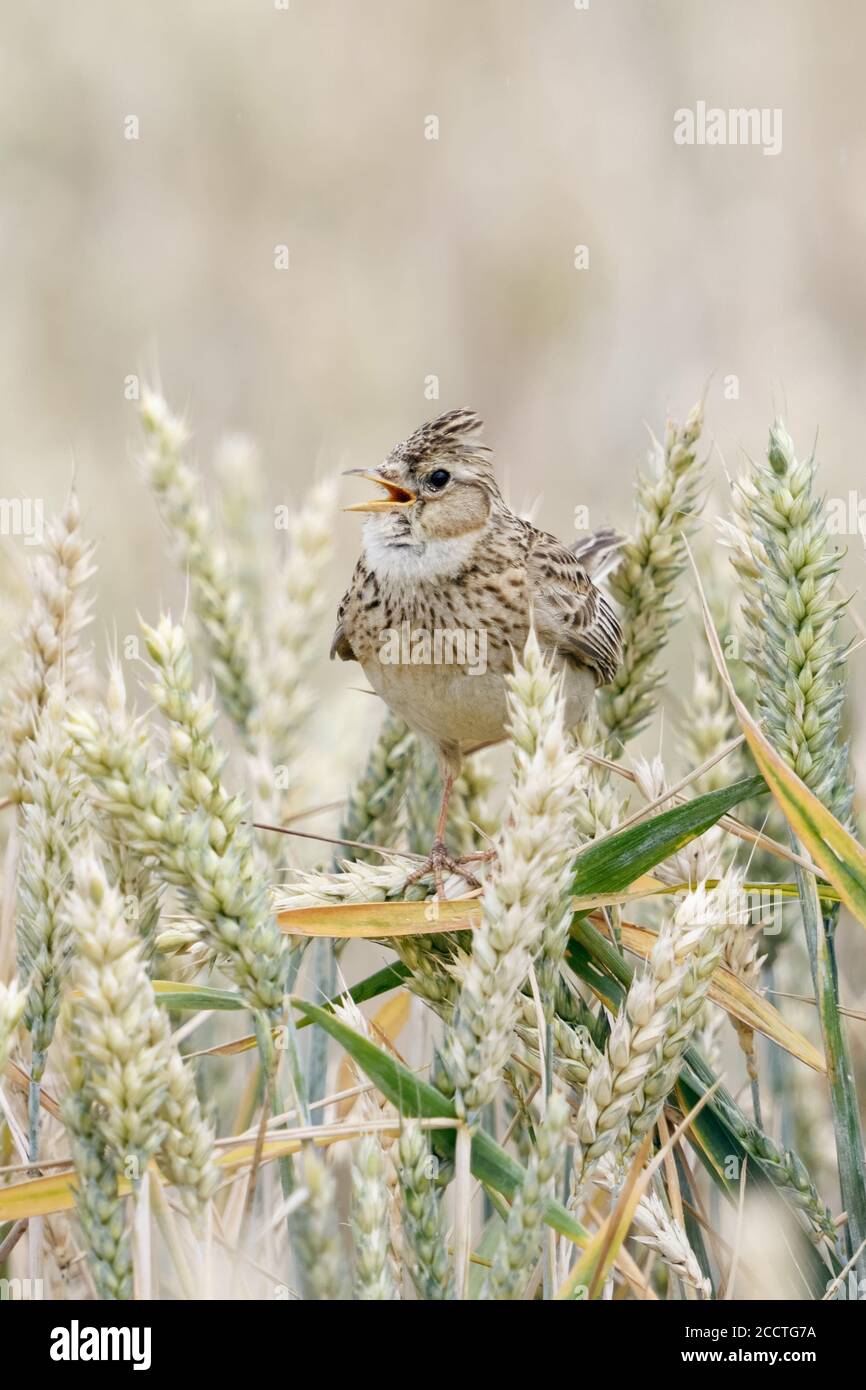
[363,521,481,585]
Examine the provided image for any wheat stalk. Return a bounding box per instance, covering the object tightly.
[352,1135,399,1300]
[62,1041,134,1300]
[67,853,218,1216]
[438,631,581,1118]
[598,401,705,751]
[293,1148,346,1300]
[722,418,865,1268]
[61,855,170,1293]
[573,879,741,1190]
[67,691,287,1016]
[722,420,850,817]
[140,388,259,739]
[397,1120,454,1300]
[2,493,95,804]
[16,694,82,1082]
[483,1091,568,1299]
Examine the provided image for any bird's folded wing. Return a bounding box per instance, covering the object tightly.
[528,535,623,685]
[330,619,356,662]
[330,580,358,662]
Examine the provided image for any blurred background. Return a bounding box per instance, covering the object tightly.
[2,0,865,620]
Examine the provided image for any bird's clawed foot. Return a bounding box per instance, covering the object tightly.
[404,841,496,898]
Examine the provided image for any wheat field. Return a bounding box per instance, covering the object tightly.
[1,383,865,1306]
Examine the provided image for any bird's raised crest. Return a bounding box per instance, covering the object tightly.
[393,408,490,468]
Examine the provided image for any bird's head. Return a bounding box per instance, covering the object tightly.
[344,410,498,557]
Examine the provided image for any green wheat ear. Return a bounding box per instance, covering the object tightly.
[599,400,705,751]
[723,419,851,819]
[2,492,95,805]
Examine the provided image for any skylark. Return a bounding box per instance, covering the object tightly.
[332,409,622,889]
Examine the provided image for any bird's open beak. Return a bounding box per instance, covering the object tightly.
[342,469,417,513]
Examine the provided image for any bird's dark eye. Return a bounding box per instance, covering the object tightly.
[427,468,451,490]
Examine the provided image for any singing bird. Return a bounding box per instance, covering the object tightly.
[332,409,622,890]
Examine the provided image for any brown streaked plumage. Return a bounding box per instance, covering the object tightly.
[332,409,622,890]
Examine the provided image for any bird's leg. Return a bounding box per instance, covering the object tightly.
[434,764,455,845]
[404,753,494,898]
